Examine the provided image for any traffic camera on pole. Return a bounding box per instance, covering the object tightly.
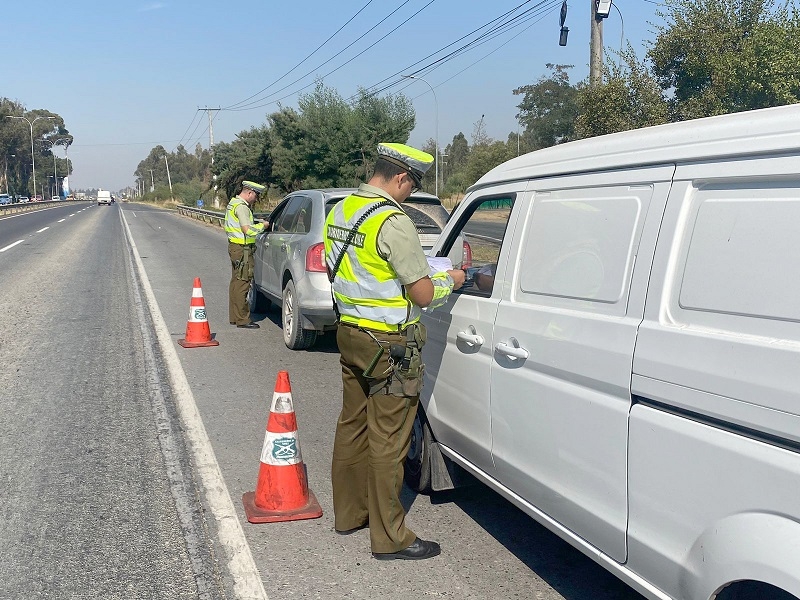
[596,0,613,19]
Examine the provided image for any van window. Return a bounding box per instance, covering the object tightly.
[443,196,514,296]
[680,187,800,323]
[519,191,645,303]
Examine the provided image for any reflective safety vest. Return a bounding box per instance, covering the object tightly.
[324,193,420,332]
[225,197,262,244]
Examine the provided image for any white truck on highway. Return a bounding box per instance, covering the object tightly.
[97,190,112,206]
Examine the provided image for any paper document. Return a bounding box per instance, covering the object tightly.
[426,256,453,276]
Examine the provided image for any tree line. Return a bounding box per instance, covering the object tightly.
[0,98,73,199]
[124,0,795,206]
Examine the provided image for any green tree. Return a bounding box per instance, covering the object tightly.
[440,132,470,197]
[575,46,670,138]
[268,83,414,192]
[649,0,800,120]
[0,105,66,196]
[513,64,579,149]
[134,145,169,194]
[463,140,515,188]
[0,98,28,195]
[212,126,272,200]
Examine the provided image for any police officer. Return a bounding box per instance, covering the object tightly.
[225,180,266,328]
[323,143,466,560]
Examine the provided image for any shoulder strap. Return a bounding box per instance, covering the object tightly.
[327,200,396,283]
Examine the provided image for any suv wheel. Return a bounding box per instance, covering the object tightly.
[248,280,270,314]
[282,280,317,350]
[405,411,432,493]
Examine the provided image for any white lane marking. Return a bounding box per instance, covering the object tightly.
[119,209,268,600]
[58,219,66,223]
[36,227,50,233]
[69,213,75,217]
[0,240,24,252]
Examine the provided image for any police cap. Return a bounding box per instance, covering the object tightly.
[377,143,434,188]
[242,180,266,195]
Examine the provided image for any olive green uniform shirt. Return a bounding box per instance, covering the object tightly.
[356,183,430,285]
[234,202,255,230]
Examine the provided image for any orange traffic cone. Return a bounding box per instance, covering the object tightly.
[242,371,323,523]
[178,277,220,348]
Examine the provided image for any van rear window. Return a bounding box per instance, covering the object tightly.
[680,192,800,323]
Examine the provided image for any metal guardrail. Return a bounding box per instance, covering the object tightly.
[175,204,271,228]
[0,199,79,215]
[175,204,226,226]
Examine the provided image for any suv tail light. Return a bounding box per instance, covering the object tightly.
[462,240,473,269]
[306,242,327,272]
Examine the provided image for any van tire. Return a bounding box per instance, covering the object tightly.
[405,411,432,493]
[282,280,317,350]
[248,280,271,313]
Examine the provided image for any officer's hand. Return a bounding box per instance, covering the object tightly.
[447,269,467,290]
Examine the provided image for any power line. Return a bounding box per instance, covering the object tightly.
[358,0,559,100]
[223,0,377,110]
[225,0,431,112]
[418,2,561,94]
[228,0,554,115]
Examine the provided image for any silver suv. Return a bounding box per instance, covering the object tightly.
[249,188,449,350]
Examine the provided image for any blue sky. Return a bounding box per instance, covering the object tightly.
[5,0,665,192]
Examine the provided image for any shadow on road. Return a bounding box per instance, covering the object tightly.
[404,477,645,600]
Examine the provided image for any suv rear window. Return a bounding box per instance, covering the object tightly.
[324,193,449,234]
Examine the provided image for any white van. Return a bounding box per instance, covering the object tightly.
[97,190,112,206]
[410,104,800,600]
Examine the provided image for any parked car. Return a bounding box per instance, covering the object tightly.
[249,188,449,350]
[0,193,11,205]
[408,103,800,600]
[18,196,29,203]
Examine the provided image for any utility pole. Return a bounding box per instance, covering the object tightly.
[590,0,604,87]
[164,155,174,202]
[149,169,155,193]
[199,107,221,207]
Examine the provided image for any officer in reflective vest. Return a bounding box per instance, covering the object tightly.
[225,180,266,328]
[323,143,466,560]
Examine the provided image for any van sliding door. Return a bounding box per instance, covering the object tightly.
[489,168,673,562]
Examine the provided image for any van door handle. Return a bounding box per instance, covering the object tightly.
[456,326,484,347]
[495,339,529,360]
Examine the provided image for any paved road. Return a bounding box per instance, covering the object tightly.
[0,202,647,600]
[0,203,227,599]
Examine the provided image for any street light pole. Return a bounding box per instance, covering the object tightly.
[52,143,58,199]
[402,75,439,197]
[5,115,55,198]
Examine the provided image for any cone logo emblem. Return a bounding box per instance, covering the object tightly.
[272,438,298,461]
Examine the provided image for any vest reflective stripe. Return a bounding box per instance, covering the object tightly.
[324,194,421,331]
[225,197,256,244]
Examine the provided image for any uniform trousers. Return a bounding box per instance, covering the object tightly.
[331,323,419,553]
[228,241,253,325]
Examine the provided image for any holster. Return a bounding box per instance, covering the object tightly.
[386,323,427,398]
[236,245,255,281]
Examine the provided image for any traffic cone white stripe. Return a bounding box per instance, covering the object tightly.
[260,430,303,466]
[188,306,208,322]
[270,392,295,414]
